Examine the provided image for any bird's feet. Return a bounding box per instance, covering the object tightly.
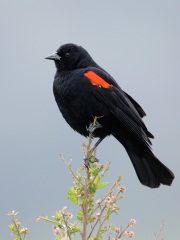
[82,143,99,167]
[83,156,100,168]
[87,121,102,135]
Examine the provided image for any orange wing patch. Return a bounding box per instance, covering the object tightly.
[84,71,112,88]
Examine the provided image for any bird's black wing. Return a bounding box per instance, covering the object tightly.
[84,67,147,119]
[83,68,153,145]
[123,91,146,118]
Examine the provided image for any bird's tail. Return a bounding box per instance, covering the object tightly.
[114,134,174,188]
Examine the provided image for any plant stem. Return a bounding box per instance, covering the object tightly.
[81,126,93,239]
[88,206,106,239]
[117,223,131,238]
[81,180,88,240]
[96,208,112,238]
[12,217,23,240]
[81,117,100,239]
[89,180,117,218]
[62,215,72,240]
[60,155,83,186]
[154,221,165,240]
[40,217,60,225]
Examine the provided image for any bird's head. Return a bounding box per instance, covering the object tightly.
[45,43,96,71]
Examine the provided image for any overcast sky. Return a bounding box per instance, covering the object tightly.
[0,1,180,239]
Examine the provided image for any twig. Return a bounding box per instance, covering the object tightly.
[81,181,88,240]
[96,207,115,239]
[60,154,83,186]
[88,206,106,239]
[62,214,72,240]
[81,125,93,239]
[154,221,165,240]
[89,177,119,218]
[117,223,131,238]
[12,218,23,240]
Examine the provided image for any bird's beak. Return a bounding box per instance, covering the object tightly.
[45,52,61,61]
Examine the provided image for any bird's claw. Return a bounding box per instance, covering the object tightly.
[87,121,102,134]
[84,156,100,167]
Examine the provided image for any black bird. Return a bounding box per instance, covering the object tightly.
[45,43,174,188]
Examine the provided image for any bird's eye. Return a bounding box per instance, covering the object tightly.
[65,52,70,57]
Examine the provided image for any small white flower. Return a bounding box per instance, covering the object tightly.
[125,230,134,238]
[96,212,101,217]
[130,219,136,226]
[96,199,101,204]
[66,212,73,219]
[16,222,21,227]
[119,186,126,193]
[52,226,60,236]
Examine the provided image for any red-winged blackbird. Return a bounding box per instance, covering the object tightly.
[45,43,174,188]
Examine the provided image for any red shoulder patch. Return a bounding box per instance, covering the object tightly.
[84,71,112,88]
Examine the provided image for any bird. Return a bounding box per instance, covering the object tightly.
[45,43,174,188]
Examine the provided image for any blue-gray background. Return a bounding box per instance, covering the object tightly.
[1,1,179,239]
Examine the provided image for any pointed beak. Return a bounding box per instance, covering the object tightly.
[45,52,61,61]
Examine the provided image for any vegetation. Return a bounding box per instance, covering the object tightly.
[7,118,165,240]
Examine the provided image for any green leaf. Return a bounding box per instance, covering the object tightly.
[89,185,96,194]
[71,224,81,234]
[67,187,78,204]
[9,224,15,230]
[76,211,83,221]
[96,182,109,189]
[77,174,82,180]
[55,212,60,221]
[94,175,101,186]
[15,237,21,240]
[89,166,98,176]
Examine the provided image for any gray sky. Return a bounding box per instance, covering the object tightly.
[0,0,180,239]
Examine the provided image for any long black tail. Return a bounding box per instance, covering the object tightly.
[114,134,174,188]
